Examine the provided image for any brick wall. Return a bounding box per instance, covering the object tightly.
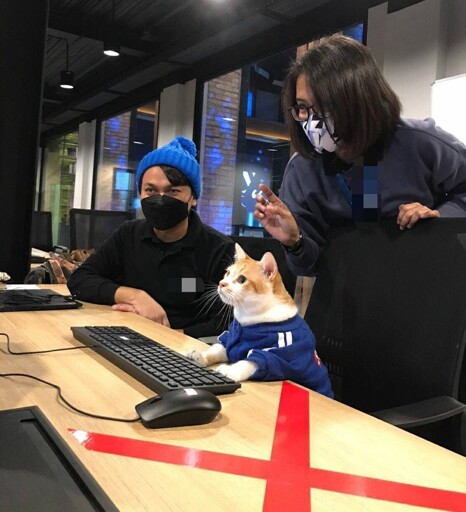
[198,69,242,235]
[95,112,131,210]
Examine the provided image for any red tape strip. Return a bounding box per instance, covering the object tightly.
[70,382,466,511]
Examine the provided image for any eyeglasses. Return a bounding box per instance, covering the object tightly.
[288,104,322,122]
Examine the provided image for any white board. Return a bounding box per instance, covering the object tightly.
[431,73,466,144]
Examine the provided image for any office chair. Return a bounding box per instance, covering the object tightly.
[69,208,133,251]
[30,211,53,252]
[230,235,297,298]
[305,218,466,454]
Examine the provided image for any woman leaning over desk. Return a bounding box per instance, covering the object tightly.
[254,34,466,276]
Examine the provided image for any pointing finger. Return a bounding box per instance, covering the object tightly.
[258,183,280,204]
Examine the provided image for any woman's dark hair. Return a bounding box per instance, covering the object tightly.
[283,34,401,159]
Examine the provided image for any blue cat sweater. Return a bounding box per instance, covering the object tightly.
[218,315,333,398]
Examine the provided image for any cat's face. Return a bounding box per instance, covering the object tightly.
[218,244,297,325]
[218,256,267,306]
[218,244,288,307]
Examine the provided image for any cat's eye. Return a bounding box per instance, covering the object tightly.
[237,275,247,284]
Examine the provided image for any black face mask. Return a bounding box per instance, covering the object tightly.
[141,195,189,231]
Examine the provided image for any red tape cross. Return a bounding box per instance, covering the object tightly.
[70,382,466,511]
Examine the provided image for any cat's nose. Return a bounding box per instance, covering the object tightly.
[219,280,227,287]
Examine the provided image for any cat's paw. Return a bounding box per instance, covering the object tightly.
[216,364,237,380]
[216,360,257,382]
[185,349,206,367]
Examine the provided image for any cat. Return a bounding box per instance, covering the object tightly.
[186,243,333,398]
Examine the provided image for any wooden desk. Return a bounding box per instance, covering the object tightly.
[0,285,465,511]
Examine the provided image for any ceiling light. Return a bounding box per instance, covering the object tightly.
[60,70,75,89]
[103,41,120,57]
[59,38,74,90]
[103,0,120,57]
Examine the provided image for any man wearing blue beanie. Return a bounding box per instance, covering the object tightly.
[68,136,235,338]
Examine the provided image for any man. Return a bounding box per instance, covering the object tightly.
[68,136,234,338]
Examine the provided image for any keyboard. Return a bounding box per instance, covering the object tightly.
[71,326,241,395]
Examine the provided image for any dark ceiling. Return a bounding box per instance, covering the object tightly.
[42,0,421,140]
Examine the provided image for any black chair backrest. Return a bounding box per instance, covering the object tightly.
[230,235,297,297]
[305,219,466,412]
[30,211,53,252]
[69,208,133,250]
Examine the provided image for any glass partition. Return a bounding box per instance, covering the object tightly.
[198,49,294,236]
[41,131,78,246]
[94,101,159,214]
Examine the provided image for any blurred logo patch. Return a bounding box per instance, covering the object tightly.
[167,277,205,293]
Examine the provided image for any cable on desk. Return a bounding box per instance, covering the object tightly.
[0,373,141,423]
[0,332,97,355]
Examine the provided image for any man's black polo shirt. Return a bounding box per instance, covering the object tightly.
[68,211,234,338]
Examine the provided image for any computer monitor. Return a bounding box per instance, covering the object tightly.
[0,406,117,511]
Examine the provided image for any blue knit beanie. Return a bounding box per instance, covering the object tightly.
[136,136,201,198]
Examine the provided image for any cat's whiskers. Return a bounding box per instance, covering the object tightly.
[219,301,233,328]
[193,284,218,306]
[231,293,249,315]
[193,284,223,321]
[218,286,235,306]
[224,253,235,267]
[194,284,234,329]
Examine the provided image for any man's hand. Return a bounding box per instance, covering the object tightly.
[253,184,301,246]
[397,202,440,230]
[113,287,170,327]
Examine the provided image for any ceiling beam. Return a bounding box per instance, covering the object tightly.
[47,27,147,58]
[47,12,152,54]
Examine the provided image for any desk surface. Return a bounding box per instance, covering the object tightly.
[0,285,465,512]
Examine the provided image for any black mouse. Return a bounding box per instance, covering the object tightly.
[135,388,222,428]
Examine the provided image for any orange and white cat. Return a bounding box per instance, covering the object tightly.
[187,244,333,397]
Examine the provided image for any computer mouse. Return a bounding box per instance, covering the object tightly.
[135,388,222,429]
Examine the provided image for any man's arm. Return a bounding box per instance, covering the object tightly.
[67,227,125,304]
[113,286,170,327]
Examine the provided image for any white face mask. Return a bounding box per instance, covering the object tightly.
[301,115,339,154]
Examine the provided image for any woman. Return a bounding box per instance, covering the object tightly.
[254,34,466,276]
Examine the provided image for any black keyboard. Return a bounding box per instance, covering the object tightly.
[71,326,241,395]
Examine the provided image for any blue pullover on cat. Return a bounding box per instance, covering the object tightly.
[218,315,333,398]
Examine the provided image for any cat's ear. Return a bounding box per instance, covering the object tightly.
[234,243,247,261]
[260,252,278,279]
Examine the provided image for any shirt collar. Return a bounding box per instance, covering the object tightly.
[141,210,202,249]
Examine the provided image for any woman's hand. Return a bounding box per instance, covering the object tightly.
[397,202,440,230]
[113,287,171,327]
[253,184,301,245]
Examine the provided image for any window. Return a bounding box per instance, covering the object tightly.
[198,48,294,236]
[41,131,78,246]
[94,101,159,214]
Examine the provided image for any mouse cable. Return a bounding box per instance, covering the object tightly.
[0,332,97,355]
[0,373,141,424]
